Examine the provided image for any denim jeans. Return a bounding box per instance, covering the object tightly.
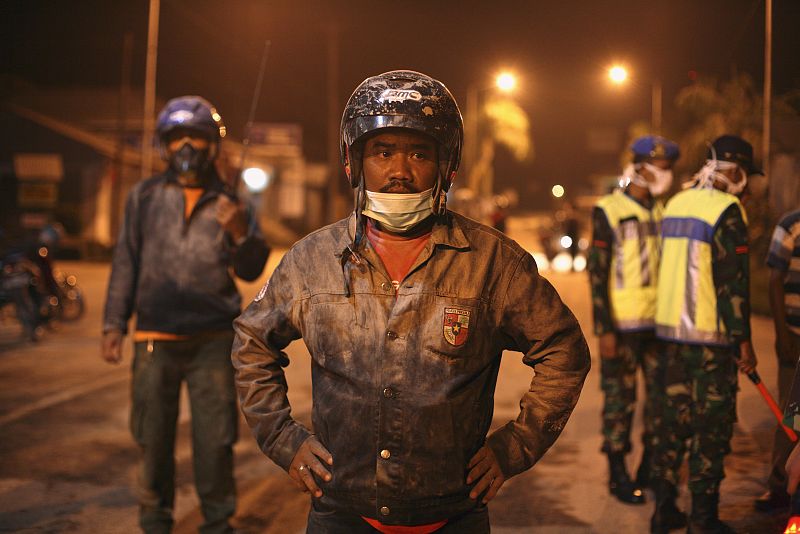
[131,333,237,534]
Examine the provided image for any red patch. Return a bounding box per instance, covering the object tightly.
[443,307,471,346]
[593,240,609,248]
[735,245,749,255]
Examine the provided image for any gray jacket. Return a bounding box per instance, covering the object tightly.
[103,170,269,335]
[231,211,589,525]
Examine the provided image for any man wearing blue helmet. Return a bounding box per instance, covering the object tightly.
[101,96,270,533]
[588,135,681,513]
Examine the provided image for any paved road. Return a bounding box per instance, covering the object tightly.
[0,229,789,532]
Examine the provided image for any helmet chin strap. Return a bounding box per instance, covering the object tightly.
[431,171,448,216]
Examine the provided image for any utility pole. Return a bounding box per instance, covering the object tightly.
[651,79,662,135]
[113,32,134,241]
[762,0,772,179]
[326,23,341,223]
[141,0,160,180]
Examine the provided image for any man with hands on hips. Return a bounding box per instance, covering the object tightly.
[231,70,590,533]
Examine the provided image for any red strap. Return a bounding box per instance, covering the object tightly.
[361,517,447,534]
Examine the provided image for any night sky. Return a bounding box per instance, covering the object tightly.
[3,0,799,205]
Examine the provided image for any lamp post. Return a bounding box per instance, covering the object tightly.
[464,71,518,195]
[607,64,662,134]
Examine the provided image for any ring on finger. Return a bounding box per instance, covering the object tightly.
[298,464,309,473]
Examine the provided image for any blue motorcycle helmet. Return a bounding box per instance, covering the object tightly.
[155,96,226,176]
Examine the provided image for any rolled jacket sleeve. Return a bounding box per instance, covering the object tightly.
[487,253,591,477]
[231,250,311,470]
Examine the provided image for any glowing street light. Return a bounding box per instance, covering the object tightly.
[242,167,270,192]
[495,72,517,93]
[552,184,565,198]
[606,63,662,133]
[608,65,628,85]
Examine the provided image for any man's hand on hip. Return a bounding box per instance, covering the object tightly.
[289,436,333,498]
[467,445,506,504]
[101,330,124,364]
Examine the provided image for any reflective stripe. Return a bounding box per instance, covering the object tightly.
[680,239,702,335]
[655,324,729,346]
[614,225,626,289]
[661,217,714,244]
[640,227,651,286]
[615,317,656,331]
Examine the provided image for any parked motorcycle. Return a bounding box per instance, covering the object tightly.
[0,252,44,341]
[0,225,85,341]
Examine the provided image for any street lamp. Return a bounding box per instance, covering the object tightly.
[607,64,662,134]
[464,71,520,194]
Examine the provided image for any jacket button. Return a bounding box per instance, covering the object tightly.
[386,330,398,340]
[380,449,391,459]
[382,387,394,398]
[380,506,390,516]
[381,282,389,291]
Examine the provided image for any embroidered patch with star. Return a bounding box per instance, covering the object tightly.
[443,307,471,346]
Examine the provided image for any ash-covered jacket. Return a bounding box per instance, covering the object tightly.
[103,170,270,335]
[232,211,589,526]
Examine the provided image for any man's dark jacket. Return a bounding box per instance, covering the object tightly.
[232,212,589,525]
[103,170,270,335]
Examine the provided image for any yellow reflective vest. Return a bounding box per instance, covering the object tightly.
[596,189,663,332]
[655,187,746,345]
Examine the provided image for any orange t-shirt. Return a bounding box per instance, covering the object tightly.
[365,220,431,290]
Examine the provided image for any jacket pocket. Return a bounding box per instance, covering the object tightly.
[306,294,356,370]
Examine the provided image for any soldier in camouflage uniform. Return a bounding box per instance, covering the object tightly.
[652,135,760,534]
[588,135,679,506]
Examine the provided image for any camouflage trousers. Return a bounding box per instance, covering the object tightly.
[600,330,663,454]
[651,342,738,494]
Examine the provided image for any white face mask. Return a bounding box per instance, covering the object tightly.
[691,160,747,196]
[362,188,434,233]
[641,163,673,196]
[621,163,673,196]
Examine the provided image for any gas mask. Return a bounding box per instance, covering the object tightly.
[362,188,434,233]
[169,142,211,180]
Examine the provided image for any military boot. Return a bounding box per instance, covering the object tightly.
[608,452,646,504]
[687,492,735,534]
[635,446,652,488]
[650,479,687,533]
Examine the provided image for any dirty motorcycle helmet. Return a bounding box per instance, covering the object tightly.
[340,70,463,215]
[156,95,226,176]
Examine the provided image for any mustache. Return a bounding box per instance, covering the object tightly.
[379,180,419,193]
